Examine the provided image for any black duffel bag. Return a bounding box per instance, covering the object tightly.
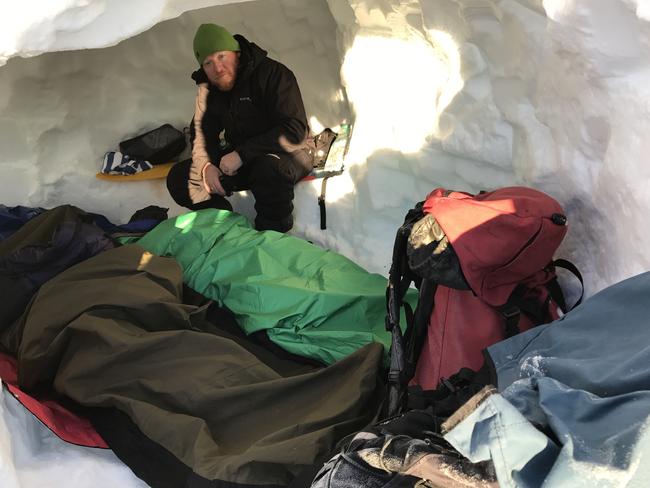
[119,124,186,165]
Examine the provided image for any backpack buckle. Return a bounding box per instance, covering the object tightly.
[500,304,521,338]
[441,378,456,393]
[500,306,520,320]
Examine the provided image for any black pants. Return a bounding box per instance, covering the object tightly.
[167,152,311,233]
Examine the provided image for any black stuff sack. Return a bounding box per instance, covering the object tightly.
[119,124,186,165]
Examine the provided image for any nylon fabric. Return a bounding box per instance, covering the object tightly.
[16,244,385,486]
[0,205,115,349]
[137,209,416,365]
[423,187,566,307]
[410,187,566,390]
[0,353,107,448]
[0,204,46,241]
[411,285,546,390]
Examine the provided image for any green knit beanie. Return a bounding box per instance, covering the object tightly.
[193,24,240,65]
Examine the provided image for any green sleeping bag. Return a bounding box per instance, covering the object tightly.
[138,209,415,365]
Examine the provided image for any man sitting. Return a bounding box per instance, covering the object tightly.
[167,23,315,232]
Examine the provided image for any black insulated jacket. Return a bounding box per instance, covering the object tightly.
[190,35,315,166]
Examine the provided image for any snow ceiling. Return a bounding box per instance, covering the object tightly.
[1,0,650,298]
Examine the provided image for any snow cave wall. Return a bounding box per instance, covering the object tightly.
[1,0,650,297]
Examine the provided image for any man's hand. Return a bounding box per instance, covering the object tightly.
[219,151,243,176]
[203,163,226,196]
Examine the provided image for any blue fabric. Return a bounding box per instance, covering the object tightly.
[0,206,116,332]
[101,151,152,175]
[89,214,161,234]
[0,205,46,241]
[0,203,162,241]
[444,271,650,487]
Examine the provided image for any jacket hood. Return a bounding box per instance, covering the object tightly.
[423,187,568,306]
[191,34,268,86]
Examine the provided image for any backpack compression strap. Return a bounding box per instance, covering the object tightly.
[498,285,546,339]
[547,258,584,313]
[500,259,585,338]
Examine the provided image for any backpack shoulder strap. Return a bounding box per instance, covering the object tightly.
[404,279,437,380]
[385,203,426,417]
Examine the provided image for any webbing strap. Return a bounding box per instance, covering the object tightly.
[546,277,567,313]
[404,279,436,381]
[499,303,521,338]
[385,207,425,417]
[318,176,329,230]
[552,259,584,310]
[500,284,554,338]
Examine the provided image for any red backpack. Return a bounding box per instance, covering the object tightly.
[385,187,583,417]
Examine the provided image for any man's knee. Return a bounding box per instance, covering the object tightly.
[166,159,193,207]
[167,159,233,212]
[250,153,311,186]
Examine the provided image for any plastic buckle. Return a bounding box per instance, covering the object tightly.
[385,316,397,331]
[388,371,402,384]
[501,306,520,320]
[441,378,456,393]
